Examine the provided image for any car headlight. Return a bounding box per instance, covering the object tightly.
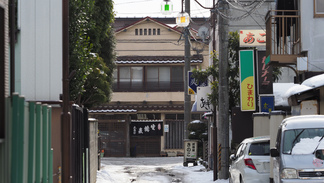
[281,168,298,179]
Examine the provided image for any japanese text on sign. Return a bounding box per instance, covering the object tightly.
[184,141,197,159]
[240,30,266,47]
[131,122,163,136]
[240,50,256,111]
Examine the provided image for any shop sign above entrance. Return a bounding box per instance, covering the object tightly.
[131,122,163,136]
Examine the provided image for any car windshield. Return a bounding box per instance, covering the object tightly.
[283,128,324,154]
[248,141,270,156]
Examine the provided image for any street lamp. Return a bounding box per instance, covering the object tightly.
[176,12,190,27]
[175,0,190,27]
[161,0,173,15]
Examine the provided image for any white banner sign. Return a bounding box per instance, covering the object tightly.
[164,125,169,133]
[197,86,213,112]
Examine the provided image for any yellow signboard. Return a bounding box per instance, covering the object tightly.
[240,50,256,111]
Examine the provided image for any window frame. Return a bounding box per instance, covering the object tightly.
[116,66,144,91]
[113,65,184,92]
[314,0,324,18]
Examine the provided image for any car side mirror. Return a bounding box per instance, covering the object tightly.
[230,154,236,161]
[315,149,324,160]
[270,148,279,157]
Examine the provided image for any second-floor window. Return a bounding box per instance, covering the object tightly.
[119,67,143,89]
[113,66,183,92]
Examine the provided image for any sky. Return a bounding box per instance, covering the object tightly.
[113,0,212,18]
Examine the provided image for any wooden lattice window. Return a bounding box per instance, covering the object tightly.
[164,120,184,149]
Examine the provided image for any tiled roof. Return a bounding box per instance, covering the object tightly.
[89,109,137,113]
[89,104,184,113]
[115,55,203,64]
[115,17,182,34]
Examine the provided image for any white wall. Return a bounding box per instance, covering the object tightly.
[16,0,62,101]
[300,0,324,71]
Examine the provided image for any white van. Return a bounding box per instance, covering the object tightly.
[270,115,324,183]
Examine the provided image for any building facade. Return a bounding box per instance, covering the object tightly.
[90,17,210,157]
[0,0,9,182]
[267,0,324,114]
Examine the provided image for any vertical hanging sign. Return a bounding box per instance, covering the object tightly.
[240,50,256,111]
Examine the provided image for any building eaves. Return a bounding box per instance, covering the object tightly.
[115,55,203,64]
[115,16,181,34]
[89,104,185,114]
[89,109,137,113]
[287,73,324,106]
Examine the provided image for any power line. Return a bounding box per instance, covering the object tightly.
[217,0,266,21]
[114,0,153,5]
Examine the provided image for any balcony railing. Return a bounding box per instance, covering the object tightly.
[265,10,302,65]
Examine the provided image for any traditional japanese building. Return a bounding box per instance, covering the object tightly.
[89,17,210,157]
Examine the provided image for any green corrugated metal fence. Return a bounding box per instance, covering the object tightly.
[8,94,53,183]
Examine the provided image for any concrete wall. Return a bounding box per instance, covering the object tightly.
[16,0,62,101]
[89,119,98,183]
[253,113,270,137]
[111,92,195,103]
[300,0,324,71]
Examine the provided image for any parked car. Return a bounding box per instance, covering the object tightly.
[271,115,324,183]
[229,136,270,183]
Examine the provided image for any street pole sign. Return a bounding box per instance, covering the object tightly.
[197,86,213,111]
[188,71,208,95]
[239,30,266,47]
[239,50,256,111]
[259,95,274,112]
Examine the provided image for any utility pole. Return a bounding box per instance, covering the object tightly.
[211,1,218,180]
[62,0,71,182]
[184,0,191,139]
[217,0,229,179]
[189,1,218,179]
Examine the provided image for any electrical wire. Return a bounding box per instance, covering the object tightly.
[225,0,258,10]
[240,4,324,72]
[217,0,266,21]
